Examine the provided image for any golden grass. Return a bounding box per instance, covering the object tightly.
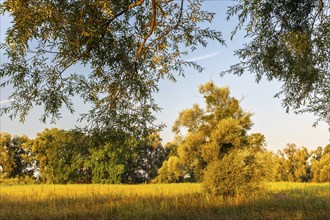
[0,182,329,219]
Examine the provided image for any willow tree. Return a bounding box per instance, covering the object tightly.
[226,0,330,124]
[0,0,224,136]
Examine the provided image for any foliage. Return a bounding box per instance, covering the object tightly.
[281,144,311,182]
[202,148,265,197]
[254,150,277,182]
[153,156,186,183]
[270,144,330,183]
[32,128,91,183]
[0,132,34,178]
[164,142,178,159]
[156,82,264,185]
[246,133,267,152]
[311,146,330,183]
[0,0,224,136]
[324,144,330,155]
[226,0,330,123]
[132,132,168,183]
[318,154,330,182]
[2,127,329,185]
[86,131,167,184]
[292,146,311,182]
[271,153,290,182]
[87,143,126,184]
[2,128,167,184]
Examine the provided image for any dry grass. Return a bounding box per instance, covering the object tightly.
[0,182,329,219]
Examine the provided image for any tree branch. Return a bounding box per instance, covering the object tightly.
[144,0,184,52]
[135,0,157,62]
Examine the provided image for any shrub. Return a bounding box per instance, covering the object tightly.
[202,148,264,197]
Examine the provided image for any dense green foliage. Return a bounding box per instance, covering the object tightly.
[0,0,223,136]
[203,149,265,196]
[273,144,330,183]
[226,0,330,123]
[0,132,329,186]
[32,128,91,183]
[0,133,33,178]
[0,129,168,184]
[153,82,329,196]
[86,131,167,184]
[155,82,268,196]
[1,82,328,187]
[1,0,328,136]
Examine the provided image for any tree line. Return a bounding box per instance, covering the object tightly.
[1,127,328,185]
[0,129,168,184]
[1,82,329,191]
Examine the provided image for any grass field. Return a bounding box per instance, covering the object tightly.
[0,182,329,219]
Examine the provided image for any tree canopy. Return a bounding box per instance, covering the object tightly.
[0,0,223,136]
[1,0,329,136]
[155,81,264,183]
[0,133,33,179]
[226,0,330,124]
[0,128,169,184]
[155,81,271,195]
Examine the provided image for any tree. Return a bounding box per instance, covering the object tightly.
[0,133,14,178]
[226,0,330,124]
[32,128,91,183]
[87,142,127,184]
[0,0,224,136]
[274,144,312,182]
[311,146,323,161]
[0,132,33,179]
[178,82,253,181]
[292,146,311,182]
[311,153,330,183]
[281,143,298,182]
[133,132,167,183]
[311,157,322,183]
[164,141,178,159]
[156,81,265,186]
[311,145,330,182]
[323,144,330,155]
[272,151,291,182]
[86,130,167,184]
[318,153,330,182]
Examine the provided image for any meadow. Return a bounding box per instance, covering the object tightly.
[0,182,329,220]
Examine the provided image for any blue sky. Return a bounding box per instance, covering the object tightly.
[0,1,329,152]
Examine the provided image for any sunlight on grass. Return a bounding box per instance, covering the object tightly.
[0,182,329,219]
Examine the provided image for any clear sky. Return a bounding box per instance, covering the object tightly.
[0,1,329,152]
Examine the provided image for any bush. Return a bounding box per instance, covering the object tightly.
[202,149,264,197]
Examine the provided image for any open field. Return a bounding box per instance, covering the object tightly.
[0,182,329,219]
